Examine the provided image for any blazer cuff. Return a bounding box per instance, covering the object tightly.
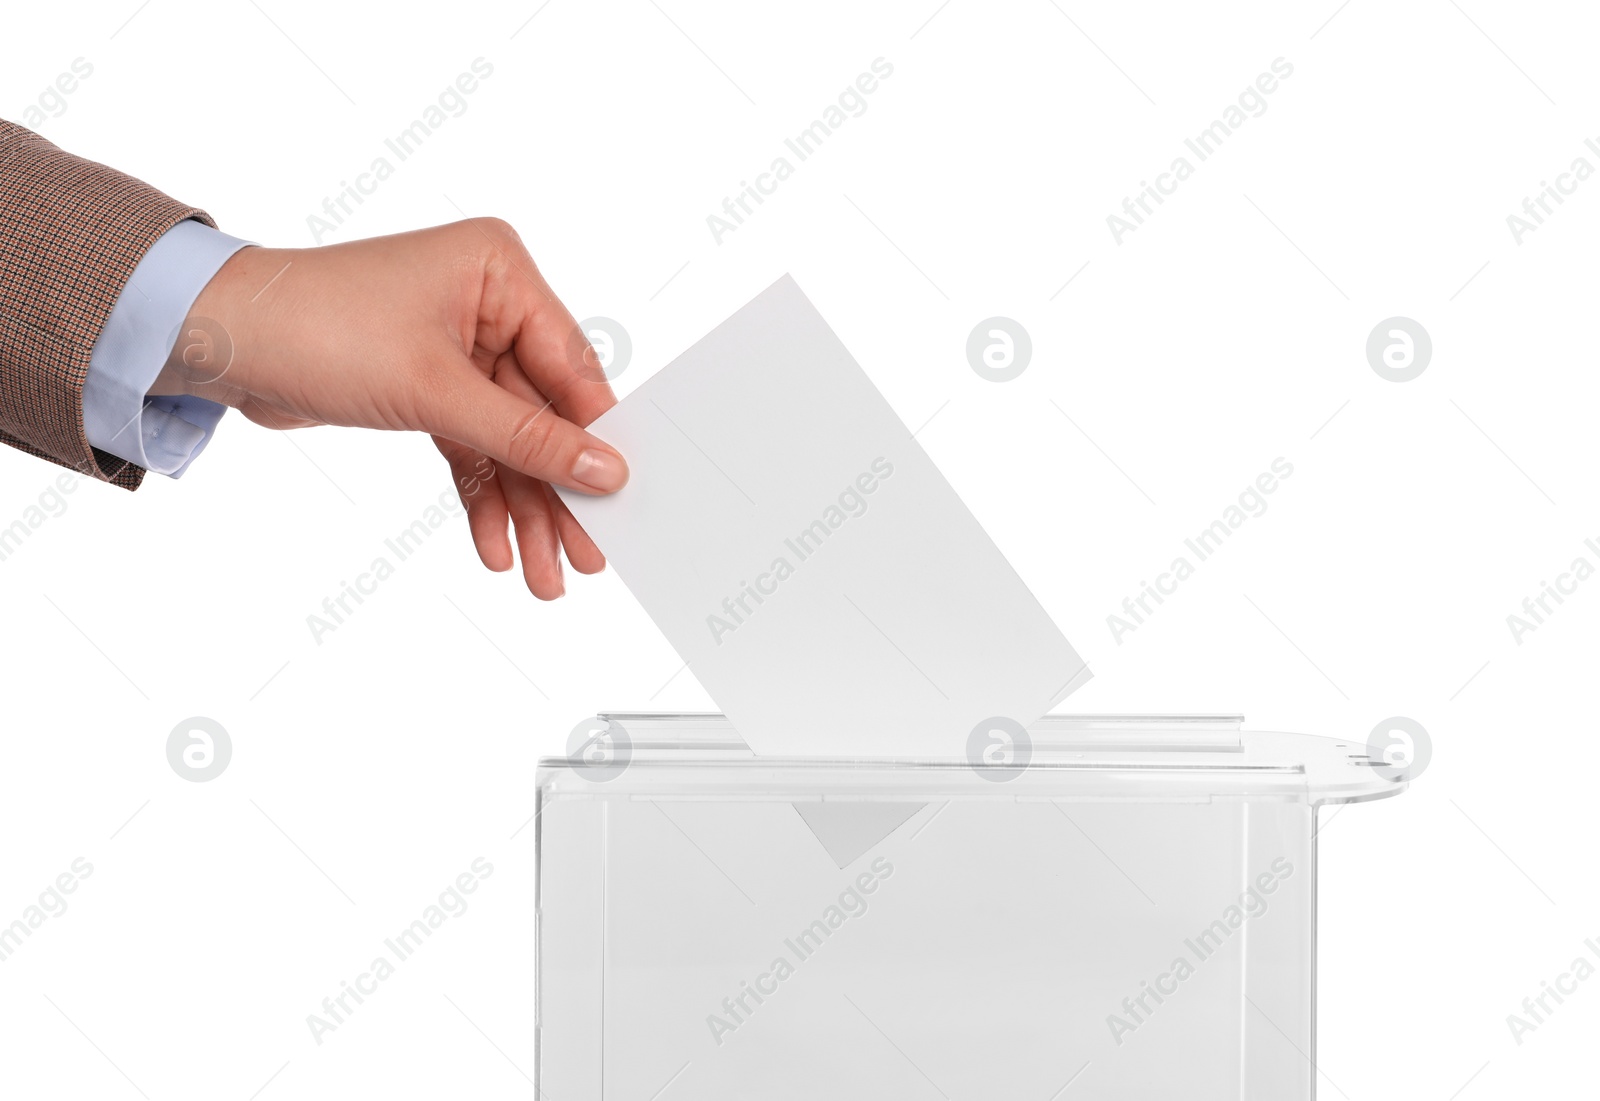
[0,120,216,489]
[82,220,251,477]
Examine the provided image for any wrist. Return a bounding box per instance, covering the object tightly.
[152,245,282,404]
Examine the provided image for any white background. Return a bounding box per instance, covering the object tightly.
[2,1,1595,1097]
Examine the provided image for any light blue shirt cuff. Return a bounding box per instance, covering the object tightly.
[82,220,253,478]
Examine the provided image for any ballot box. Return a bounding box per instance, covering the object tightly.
[536,712,1402,1099]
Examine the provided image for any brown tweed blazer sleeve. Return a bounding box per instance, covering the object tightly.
[0,120,216,489]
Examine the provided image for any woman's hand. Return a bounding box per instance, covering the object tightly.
[152,218,626,599]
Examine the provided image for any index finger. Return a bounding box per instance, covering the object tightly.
[479,228,620,430]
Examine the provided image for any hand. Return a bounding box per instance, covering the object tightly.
[152,218,626,600]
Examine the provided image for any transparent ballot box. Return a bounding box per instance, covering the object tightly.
[536,713,1402,1100]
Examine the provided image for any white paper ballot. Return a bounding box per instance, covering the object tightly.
[557,275,1089,757]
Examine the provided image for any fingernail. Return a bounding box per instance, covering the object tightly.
[571,448,628,492]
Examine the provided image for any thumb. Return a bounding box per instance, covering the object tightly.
[432,370,629,494]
